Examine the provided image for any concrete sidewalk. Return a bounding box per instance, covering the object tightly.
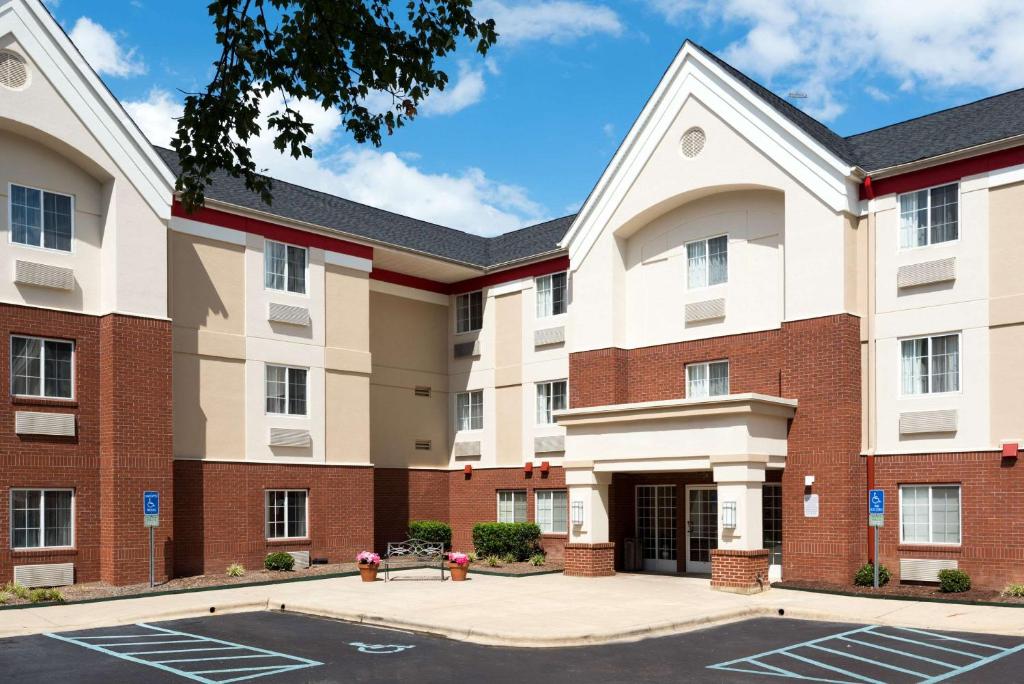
[4,571,1024,646]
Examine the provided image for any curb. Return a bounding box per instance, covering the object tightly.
[774,583,1024,609]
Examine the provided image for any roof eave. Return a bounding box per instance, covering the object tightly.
[863,134,1024,180]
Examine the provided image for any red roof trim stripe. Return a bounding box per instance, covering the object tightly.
[448,256,570,295]
[369,268,450,295]
[172,201,373,259]
[860,145,1024,200]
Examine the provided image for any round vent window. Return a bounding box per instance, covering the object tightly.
[0,51,29,90]
[681,126,706,158]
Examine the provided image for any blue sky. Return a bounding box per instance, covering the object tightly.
[47,0,1024,235]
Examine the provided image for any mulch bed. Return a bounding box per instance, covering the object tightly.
[777,579,1024,605]
[470,560,563,575]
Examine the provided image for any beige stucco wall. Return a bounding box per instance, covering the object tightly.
[173,354,245,460]
[495,384,523,465]
[169,232,245,334]
[989,181,1024,444]
[326,371,371,464]
[494,291,523,385]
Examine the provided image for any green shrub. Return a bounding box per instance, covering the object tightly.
[467,552,478,563]
[485,555,501,567]
[472,522,542,561]
[938,569,971,593]
[408,520,452,549]
[1003,583,1024,598]
[500,552,517,564]
[2,582,30,600]
[853,563,891,587]
[28,588,65,604]
[264,552,295,571]
[226,563,246,577]
[529,553,546,567]
[0,591,12,604]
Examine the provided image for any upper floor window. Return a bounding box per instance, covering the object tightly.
[264,240,307,294]
[265,489,307,539]
[455,291,483,333]
[536,379,567,424]
[11,489,73,549]
[686,235,728,289]
[686,360,729,399]
[900,484,960,545]
[901,333,959,395]
[536,272,567,317]
[10,184,73,252]
[899,183,958,249]
[265,364,307,415]
[456,390,483,431]
[497,490,527,523]
[11,335,73,399]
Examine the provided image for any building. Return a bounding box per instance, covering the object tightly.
[2,0,1024,592]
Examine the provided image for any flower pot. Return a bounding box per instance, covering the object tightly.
[358,563,379,582]
[449,562,469,581]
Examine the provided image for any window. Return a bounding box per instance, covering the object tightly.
[899,183,958,248]
[536,272,568,317]
[536,490,568,534]
[10,336,73,399]
[456,390,483,431]
[10,184,73,252]
[265,490,307,539]
[900,485,960,545]
[264,240,307,294]
[686,235,728,288]
[265,364,307,415]
[497,490,527,523]
[11,489,73,549]
[686,360,729,399]
[455,291,483,333]
[901,334,959,395]
[536,380,567,424]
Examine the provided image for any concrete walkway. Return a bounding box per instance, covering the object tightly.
[4,570,1024,646]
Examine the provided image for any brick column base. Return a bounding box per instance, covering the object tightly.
[564,543,615,577]
[711,549,770,594]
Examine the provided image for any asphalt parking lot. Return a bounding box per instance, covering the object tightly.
[0,611,1021,683]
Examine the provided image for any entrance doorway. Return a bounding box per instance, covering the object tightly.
[685,485,717,573]
[636,485,676,571]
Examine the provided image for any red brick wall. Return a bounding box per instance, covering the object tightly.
[173,460,374,576]
[872,451,1024,590]
[711,549,770,592]
[564,543,615,576]
[373,468,449,552]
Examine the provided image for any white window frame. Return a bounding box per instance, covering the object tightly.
[264,489,309,540]
[535,489,568,534]
[10,488,75,550]
[898,484,961,546]
[685,360,729,399]
[455,390,484,432]
[899,332,961,397]
[265,364,309,416]
[455,290,483,334]
[263,239,308,295]
[10,335,75,400]
[8,182,75,253]
[535,379,568,425]
[897,182,960,251]
[497,490,527,523]
[685,234,728,289]
[535,272,568,318]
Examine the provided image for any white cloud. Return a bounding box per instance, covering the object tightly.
[602,122,615,138]
[864,85,890,102]
[69,17,146,77]
[123,88,182,146]
[649,0,1024,121]
[476,1,623,44]
[421,61,487,116]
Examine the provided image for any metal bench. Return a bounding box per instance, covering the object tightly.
[382,538,447,581]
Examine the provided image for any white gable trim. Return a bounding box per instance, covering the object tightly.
[560,42,859,267]
[0,0,174,218]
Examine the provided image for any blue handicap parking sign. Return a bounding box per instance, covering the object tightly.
[868,489,884,514]
[143,491,159,515]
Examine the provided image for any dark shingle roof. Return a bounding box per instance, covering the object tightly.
[155,146,572,269]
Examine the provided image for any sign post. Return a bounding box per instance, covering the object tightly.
[143,491,160,588]
[868,489,885,589]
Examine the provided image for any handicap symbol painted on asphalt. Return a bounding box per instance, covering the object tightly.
[349,641,416,654]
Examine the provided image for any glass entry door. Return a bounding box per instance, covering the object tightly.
[636,485,677,572]
[685,486,718,573]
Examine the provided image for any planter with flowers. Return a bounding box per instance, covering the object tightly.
[356,551,381,582]
[448,552,470,581]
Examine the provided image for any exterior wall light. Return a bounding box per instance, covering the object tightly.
[571,500,584,527]
[721,501,737,529]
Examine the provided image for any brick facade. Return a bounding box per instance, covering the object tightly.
[373,468,450,551]
[564,543,615,576]
[710,549,770,593]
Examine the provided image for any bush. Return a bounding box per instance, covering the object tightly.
[2,582,30,600]
[226,563,246,577]
[485,555,501,567]
[853,563,891,587]
[1003,583,1024,598]
[0,591,11,604]
[472,522,542,561]
[264,552,295,571]
[529,553,546,567]
[467,552,478,563]
[408,520,452,549]
[938,569,971,593]
[28,588,65,604]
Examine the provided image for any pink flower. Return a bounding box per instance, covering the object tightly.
[357,551,381,565]
[448,552,470,567]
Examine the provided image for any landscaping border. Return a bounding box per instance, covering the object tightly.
[773,582,1024,609]
[469,567,564,578]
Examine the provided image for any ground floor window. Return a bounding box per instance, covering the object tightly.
[762,483,782,566]
[900,484,960,545]
[497,490,527,523]
[535,490,568,534]
[265,490,308,539]
[11,489,73,549]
